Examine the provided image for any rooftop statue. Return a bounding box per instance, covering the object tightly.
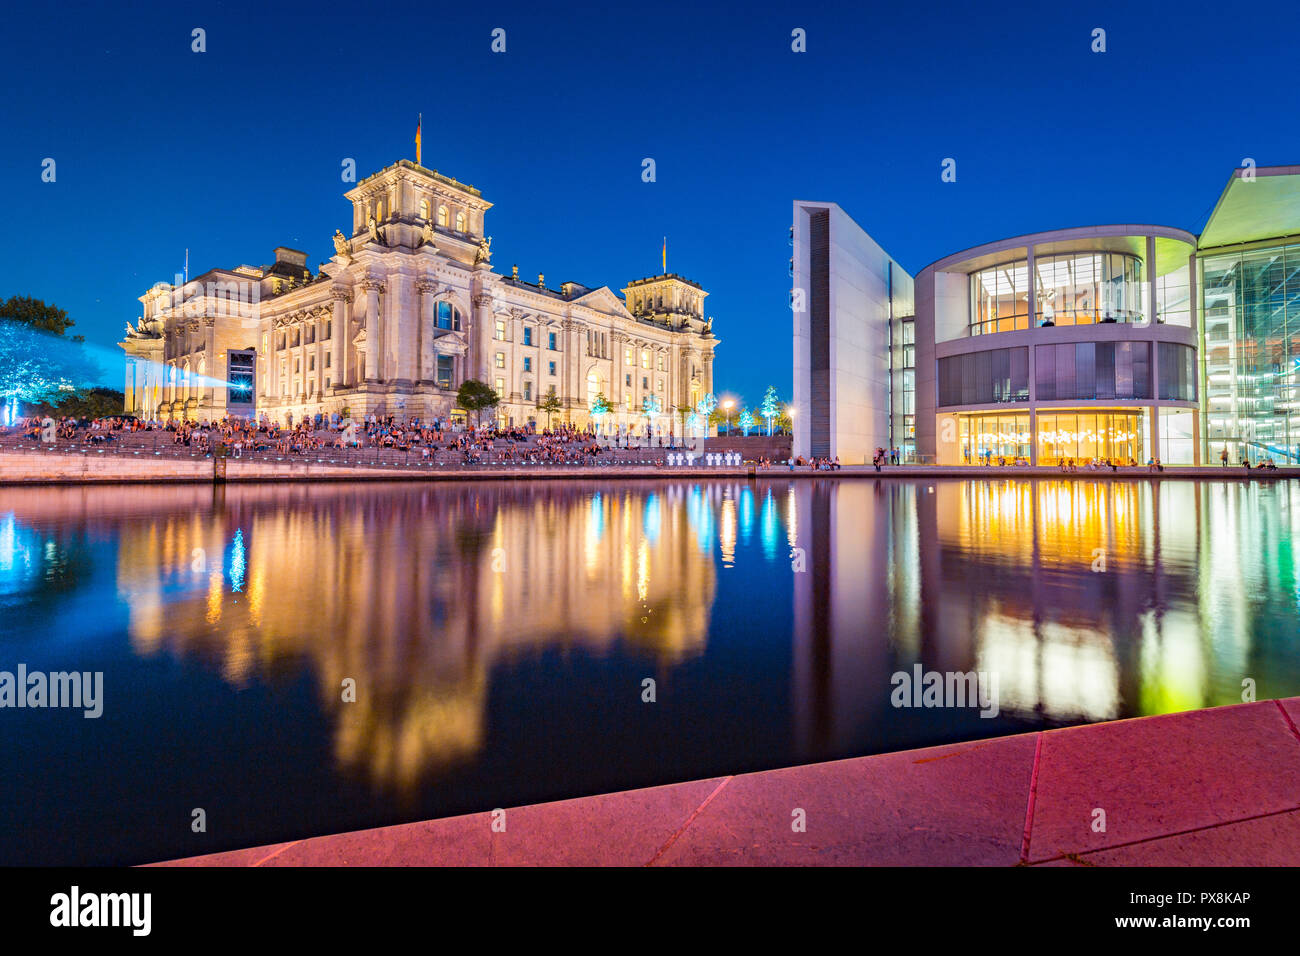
[333,229,353,260]
[476,235,493,264]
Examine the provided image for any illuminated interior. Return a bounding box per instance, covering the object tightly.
[1036,410,1145,464]
[958,412,1031,462]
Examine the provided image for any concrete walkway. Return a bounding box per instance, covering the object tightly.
[155,697,1300,866]
[4,448,1299,484]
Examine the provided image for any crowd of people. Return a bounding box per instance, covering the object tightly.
[10,413,1298,475]
[4,413,703,467]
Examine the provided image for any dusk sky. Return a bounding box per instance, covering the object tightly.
[5,0,1300,405]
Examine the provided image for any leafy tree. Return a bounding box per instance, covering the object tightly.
[0,297,99,420]
[737,408,755,436]
[539,387,563,428]
[32,387,126,420]
[774,406,793,435]
[0,296,80,340]
[758,386,781,436]
[456,378,500,428]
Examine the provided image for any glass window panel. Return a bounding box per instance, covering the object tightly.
[1056,343,1076,399]
[1010,347,1029,400]
[1133,342,1151,399]
[1115,341,1134,398]
[1075,342,1096,399]
[1036,344,1056,400]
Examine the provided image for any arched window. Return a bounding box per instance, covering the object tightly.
[587,369,604,406]
[455,211,466,232]
[437,301,452,330]
[437,205,448,227]
[419,199,430,220]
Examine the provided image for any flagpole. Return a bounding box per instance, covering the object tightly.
[416,113,422,166]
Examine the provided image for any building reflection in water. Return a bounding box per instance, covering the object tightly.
[5,476,1300,805]
[788,477,1300,761]
[22,482,718,793]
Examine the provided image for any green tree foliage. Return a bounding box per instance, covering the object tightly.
[758,386,781,435]
[539,387,563,428]
[31,387,126,419]
[0,297,98,414]
[455,379,501,427]
[0,295,80,339]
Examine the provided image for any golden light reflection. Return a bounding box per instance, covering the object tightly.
[720,493,736,567]
[98,482,717,793]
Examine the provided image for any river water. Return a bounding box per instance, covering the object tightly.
[2,477,1298,864]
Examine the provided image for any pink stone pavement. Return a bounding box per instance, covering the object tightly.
[154,698,1300,867]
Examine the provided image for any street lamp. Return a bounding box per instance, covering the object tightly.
[723,399,734,435]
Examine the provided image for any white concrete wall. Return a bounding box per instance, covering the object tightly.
[827,205,903,464]
[793,202,911,463]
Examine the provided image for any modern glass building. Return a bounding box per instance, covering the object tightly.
[792,165,1300,466]
[1198,165,1300,463]
[914,225,1200,465]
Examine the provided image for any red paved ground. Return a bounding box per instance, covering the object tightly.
[154,698,1300,866]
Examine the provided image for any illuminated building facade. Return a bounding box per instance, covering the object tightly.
[793,164,1300,465]
[916,225,1200,465]
[120,160,718,430]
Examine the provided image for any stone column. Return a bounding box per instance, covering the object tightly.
[415,279,437,381]
[204,318,217,410]
[391,273,414,383]
[360,278,383,381]
[472,292,494,382]
[612,331,627,408]
[315,310,326,400]
[330,287,350,389]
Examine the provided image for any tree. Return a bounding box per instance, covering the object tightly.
[0,297,98,422]
[456,379,500,428]
[775,406,793,435]
[738,408,755,436]
[539,387,563,428]
[758,386,781,436]
[31,387,126,420]
[590,391,610,417]
[0,296,80,339]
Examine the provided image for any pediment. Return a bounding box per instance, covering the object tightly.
[571,286,633,318]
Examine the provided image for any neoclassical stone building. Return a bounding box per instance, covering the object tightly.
[121,160,719,430]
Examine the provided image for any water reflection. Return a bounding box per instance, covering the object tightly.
[4,478,1300,863]
[83,483,717,791]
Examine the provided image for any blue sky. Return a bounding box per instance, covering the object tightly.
[4,0,1299,406]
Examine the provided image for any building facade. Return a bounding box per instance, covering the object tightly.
[916,225,1200,466]
[793,164,1300,466]
[121,160,718,431]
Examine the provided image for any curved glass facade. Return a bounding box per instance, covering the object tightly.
[971,252,1145,335]
[1034,342,1152,401]
[1035,253,1144,327]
